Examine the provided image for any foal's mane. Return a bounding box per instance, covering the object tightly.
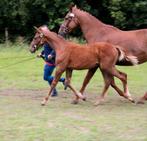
[39,25,66,41]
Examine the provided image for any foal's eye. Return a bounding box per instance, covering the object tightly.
[65,17,69,20]
[34,36,39,40]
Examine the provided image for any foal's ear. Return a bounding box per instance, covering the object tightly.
[33,26,39,31]
[33,26,42,34]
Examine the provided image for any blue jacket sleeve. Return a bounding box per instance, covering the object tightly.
[50,50,56,58]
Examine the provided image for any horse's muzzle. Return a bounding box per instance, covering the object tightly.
[58,31,66,38]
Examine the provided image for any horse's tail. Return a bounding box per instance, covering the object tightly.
[115,45,138,66]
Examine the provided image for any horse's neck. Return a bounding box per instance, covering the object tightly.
[76,10,120,42]
[77,11,100,29]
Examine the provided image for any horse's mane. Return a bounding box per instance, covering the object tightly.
[75,8,120,31]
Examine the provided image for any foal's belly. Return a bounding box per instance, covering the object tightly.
[68,60,98,70]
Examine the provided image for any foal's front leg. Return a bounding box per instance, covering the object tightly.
[41,67,64,106]
[72,67,98,104]
[65,69,85,100]
[94,71,111,106]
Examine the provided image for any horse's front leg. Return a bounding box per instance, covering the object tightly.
[41,66,64,106]
[65,69,85,101]
[72,67,98,104]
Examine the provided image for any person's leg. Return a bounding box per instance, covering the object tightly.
[43,64,58,96]
[44,65,65,83]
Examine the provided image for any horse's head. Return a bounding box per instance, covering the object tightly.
[58,5,79,37]
[29,26,47,53]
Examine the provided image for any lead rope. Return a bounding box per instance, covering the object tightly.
[0,56,35,69]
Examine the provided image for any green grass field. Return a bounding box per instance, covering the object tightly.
[0,43,147,141]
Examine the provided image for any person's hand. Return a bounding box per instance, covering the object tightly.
[37,53,42,58]
[48,54,53,60]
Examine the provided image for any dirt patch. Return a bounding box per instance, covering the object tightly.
[0,89,46,100]
[0,88,70,101]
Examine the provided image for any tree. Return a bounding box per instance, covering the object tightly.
[0,0,147,42]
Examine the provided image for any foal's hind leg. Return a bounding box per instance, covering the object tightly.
[72,67,98,104]
[110,67,135,103]
[117,70,131,98]
[111,77,132,99]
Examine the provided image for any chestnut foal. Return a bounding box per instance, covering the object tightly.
[30,25,137,106]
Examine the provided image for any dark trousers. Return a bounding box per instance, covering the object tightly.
[43,64,65,95]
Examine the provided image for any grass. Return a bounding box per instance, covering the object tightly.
[0,43,147,141]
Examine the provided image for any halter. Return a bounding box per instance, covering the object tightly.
[61,13,78,34]
[32,32,45,52]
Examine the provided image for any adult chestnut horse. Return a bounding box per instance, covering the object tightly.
[30,25,137,106]
[58,5,147,103]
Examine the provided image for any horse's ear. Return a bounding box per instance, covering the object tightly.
[69,3,75,12]
[74,5,77,9]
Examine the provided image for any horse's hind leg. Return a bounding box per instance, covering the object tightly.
[80,66,98,94]
[72,67,98,104]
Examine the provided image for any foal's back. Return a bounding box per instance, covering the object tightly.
[66,42,118,70]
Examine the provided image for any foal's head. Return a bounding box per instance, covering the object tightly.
[58,5,79,36]
[29,26,48,53]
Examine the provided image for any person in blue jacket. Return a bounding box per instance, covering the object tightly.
[37,43,65,97]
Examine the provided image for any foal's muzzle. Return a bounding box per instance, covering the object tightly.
[29,45,37,53]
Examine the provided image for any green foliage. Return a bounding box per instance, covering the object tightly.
[109,0,147,29]
[0,0,147,42]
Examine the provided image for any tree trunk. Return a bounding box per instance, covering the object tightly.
[5,27,9,46]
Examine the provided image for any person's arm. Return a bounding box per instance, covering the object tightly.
[37,50,45,60]
[49,50,55,58]
[47,50,55,60]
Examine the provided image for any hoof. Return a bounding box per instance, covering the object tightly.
[94,101,100,106]
[64,84,68,90]
[71,99,79,105]
[131,99,135,103]
[128,97,135,103]
[94,98,104,106]
[82,97,86,101]
[41,99,47,106]
[136,101,145,104]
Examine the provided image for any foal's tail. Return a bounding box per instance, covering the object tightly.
[115,45,138,65]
